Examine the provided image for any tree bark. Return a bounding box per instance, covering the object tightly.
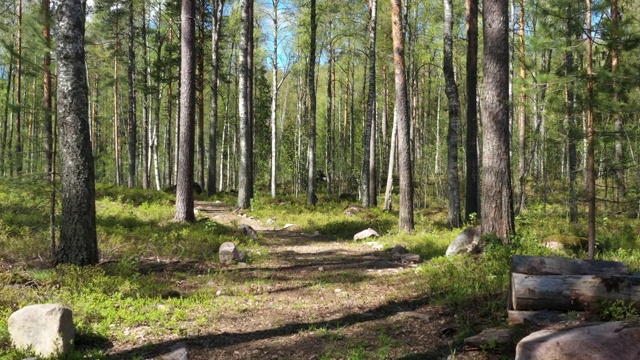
[270,0,279,199]
[362,0,377,208]
[515,0,527,214]
[237,0,253,209]
[197,0,205,188]
[585,0,596,259]
[127,0,137,188]
[15,0,23,175]
[611,0,624,204]
[481,0,514,241]
[391,0,414,231]
[384,105,398,211]
[55,0,99,265]
[208,0,224,196]
[43,0,52,179]
[306,0,318,205]
[444,0,461,228]
[174,0,196,222]
[465,0,479,221]
[142,5,151,189]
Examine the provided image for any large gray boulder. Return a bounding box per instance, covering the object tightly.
[446,227,482,256]
[219,242,240,265]
[8,304,75,357]
[516,321,640,360]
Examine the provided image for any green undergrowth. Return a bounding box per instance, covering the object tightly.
[3,180,640,358]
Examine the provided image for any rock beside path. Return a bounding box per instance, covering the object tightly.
[8,304,75,357]
[354,228,380,241]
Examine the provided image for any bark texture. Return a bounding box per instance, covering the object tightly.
[464,0,479,221]
[55,0,99,265]
[481,0,514,240]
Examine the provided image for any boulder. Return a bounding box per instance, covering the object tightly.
[219,242,240,265]
[446,227,482,256]
[8,304,75,357]
[515,321,640,360]
[353,228,380,241]
[391,244,407,255]
[393,253,421,264]
[464,328,514,350]
[239,224,258,239]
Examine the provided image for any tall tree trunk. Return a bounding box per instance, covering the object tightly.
[585,0,596,259]
[565,5,578,223]
[515,0,527,213]
[142,5,151,189]
[270,0,279,198]
[197,0,205,188]
[237,0,253,209]
[444,0,461,228]
[465,0,479,220]
[391,0,414,231]
[611,0,624,203]
[114,54,121,186]
[55,0,99,265]
[325,25,333,195]
[43,0,53,179]
[15,0,22,175]
[247,0,254,200]
[362,0,378,207]
[208,0,224,195]
[307,0,318,205]
[127,0,137,188]
[481,0,514,241]
[174,0,196,222]
[384,105,398,211]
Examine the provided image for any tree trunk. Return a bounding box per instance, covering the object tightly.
[174,0,196,222]
[142,5,151,190]
[585,0,596,259]
[43,0,53,179]
[481,0,514,241]
[114,54,121,186]
[208,0,224,196]
[127,0,137,188]
[306,0,318,205]
[237,0,252,209]
[15,0,23,175]
[515,0,527,214]
[362,0,377,207]
[197,0,205,188]
[270,0,279,199]
[444,0,461,228]
[391,0,414,231]
[384,105,398,211]
[55,0,99,265]
[611,0,624,204]
[465,0,479,221]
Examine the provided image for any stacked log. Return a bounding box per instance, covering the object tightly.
[508,255,636,324]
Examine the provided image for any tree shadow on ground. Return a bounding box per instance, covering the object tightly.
[104,294,435,359]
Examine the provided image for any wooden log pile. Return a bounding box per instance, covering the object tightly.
[508,255,640,324]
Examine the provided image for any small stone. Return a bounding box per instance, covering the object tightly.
[216,290,223,296]
[266,218,276,224]
[391,244,407,254]
[318,266,324,272]
[162,341,188,360]
[353,228,380,241]
[399,253,421,264]
[465,328,514,350]
[219,242,240,265]
[239,224,258,239]
[334,288,342,293]
[283,224,295,229]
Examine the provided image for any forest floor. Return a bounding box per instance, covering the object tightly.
[102,201,499,360]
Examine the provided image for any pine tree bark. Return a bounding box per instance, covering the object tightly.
[174,0,196,222]
[611,0,624,202]
[237,0,253,209]
[142,5,151,190]
[565,4,578,223]
[515,0,527,214]
[464,0,479,220]
[481,0,514,241]
[270,0,279,199]
[444,0,461,228]
[208,0,224,196]
[391,0,414,231]
[127,0,137,188]
[15,0,23,175]
[197,0,205,188]
[585,0,596,259]
[55,0,99,265]
[306,0,318,205]
[43,0,53,179]
[362,0,377,207]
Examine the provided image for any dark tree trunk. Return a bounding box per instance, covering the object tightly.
[565,4,578,224]
[362,0,377,208]
[127,0,137,188]
[16,0,23,175]
[43,0,52,179]
[464,0,479,221]
[174,0,196,222]
[585,0,596,259]
[208,0,224,196]
[611,0,624,203]
[444,0,461,228]
[515,0,527,214]
[391,0,414,231]
[481,0,514,241]
[55,0,99,265]
[307,0,318,205]
[197,0,205,188]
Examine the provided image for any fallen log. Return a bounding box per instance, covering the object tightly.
[510,255,628,276]
[511,273,640,311]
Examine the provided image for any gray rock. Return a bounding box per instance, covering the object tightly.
[464,328,514,350]
[239,224,258,239]
[516,321,640,360]
[353,228,380,241]
[399,253,421,264]
[159,341,189,360]
[446,227,482,257]
[219,242,240,265]
[266,218,276,224]
[8,304,75,357]
[391,244,407,254]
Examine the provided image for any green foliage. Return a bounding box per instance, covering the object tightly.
[599,300,639,322]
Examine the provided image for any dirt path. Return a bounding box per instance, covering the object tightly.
[109,202,487,359]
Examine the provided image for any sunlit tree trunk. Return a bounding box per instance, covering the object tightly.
[15,0,23,175]
[481,0,514,241]
[142,5,151,189]
[127,0,137,188]
[465,0,479,220]
[362,0,377,207]
[585,0,596,259]
[515,0,527,213]
[237,0,253,209]
[55,0,99,265]
[208,0,224,195]
[611,0,624,203]
[384,105,398,211]
[197,0,205,188]
[270,0,280,198]
[174,0,196,222]
[391,0,414,231]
